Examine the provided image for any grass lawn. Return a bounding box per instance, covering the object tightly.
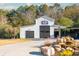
[0,39,31,46]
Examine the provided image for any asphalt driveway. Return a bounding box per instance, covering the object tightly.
[0,40,44,56]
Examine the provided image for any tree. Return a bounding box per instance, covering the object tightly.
[5,26,19,39]
[17,5,28,13]
[40,4,49,16]
[0,9,8,24]
[0,24,19,39]
[50,3,63,20]
[25,5,37,24]
[74,18,79,27]
[57,17,74,27]
[17,6,25,12]
[6,10,20,27]
[63,4,79,21]
[6,10,29,27]
[35,5,41,17]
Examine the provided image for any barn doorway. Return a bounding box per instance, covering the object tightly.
[25,31,34,38]
[54,29,59,38]
[40,26,50,38]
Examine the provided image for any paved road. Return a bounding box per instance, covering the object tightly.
[0,40,45,56]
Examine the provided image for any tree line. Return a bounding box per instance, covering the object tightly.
[0,3,79,39]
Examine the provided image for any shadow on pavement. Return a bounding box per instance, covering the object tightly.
[29,51,42,56]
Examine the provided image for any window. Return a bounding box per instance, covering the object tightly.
[41,21,48,24]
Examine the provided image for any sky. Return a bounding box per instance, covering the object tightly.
[0,3,75,10]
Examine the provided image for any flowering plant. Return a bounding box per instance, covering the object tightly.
[58,49,74,56]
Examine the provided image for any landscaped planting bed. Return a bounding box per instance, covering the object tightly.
[40,36,79,56]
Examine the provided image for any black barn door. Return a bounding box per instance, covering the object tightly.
[26,31,34,38]
[40,26,50,38]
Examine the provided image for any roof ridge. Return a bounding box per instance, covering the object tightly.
[41,15,55,21]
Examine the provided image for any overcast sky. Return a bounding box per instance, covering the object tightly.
[0,3,75,10]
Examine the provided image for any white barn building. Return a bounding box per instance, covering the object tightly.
[20,16,65,39]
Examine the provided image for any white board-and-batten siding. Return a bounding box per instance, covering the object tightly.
[20,16,55,38]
